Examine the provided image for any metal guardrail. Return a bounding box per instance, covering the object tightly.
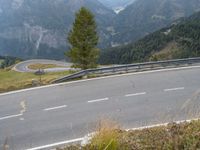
[52,57,200,83]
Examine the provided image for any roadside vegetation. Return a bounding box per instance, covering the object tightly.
[0,69,72,93]
[58,120,200,150]
[0,55,21,69]
[0,59,4,64]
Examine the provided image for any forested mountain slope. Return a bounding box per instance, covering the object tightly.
[111,0,200,46]
[100,11,200,64]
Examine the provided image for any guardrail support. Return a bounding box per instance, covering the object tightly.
[126,65,128,73]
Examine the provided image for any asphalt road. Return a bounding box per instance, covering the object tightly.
[13,59,72,72]
[1,66,200,150]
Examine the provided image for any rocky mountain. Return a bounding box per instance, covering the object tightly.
[98,0,135,13]
[0,0,115,59]
[1,0,200,60]
[99,11,200,64]
[111,0,200,46]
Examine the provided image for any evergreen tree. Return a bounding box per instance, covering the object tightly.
[67,7,99,69]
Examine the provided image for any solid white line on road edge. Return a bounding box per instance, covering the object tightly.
[88,98,109,103]
[0,113,22,121]
[26,137,84,150]
[26,118,199,150]
[1,65,200,97]
[125,92,146,97]
[164,87,185,92]
[43,105,67,111]
[126,118,199,131]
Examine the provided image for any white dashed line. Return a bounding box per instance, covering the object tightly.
[164,87,185,92]
[88,98,109,103]
[125,92,146,97]
[0,114,22,121]
[43,105,67,111]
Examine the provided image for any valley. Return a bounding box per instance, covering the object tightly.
[0,0,200,60]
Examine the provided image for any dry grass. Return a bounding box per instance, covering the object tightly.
[0,69,72,93]
[88,119,121,150]
[123,121,200,149]
[28,63,63,70]
[60,119,200,150]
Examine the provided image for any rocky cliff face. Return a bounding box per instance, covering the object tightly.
[0,23,65,55]
[0,0,115,59]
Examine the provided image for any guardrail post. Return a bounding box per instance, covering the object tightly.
[138,65,141,71]
[82,70,88,79]
[151,64,154,69]
[188,60,192,65]
[113,67,115,73]
[100,69,103,74]
[176,61,180,67]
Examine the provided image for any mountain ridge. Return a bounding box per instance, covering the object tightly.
[1,0,200,60]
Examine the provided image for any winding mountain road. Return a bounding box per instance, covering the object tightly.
[1,65,200,150]
[13,59,72,72]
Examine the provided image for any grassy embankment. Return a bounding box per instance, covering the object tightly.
[0,69,72,93]
[0,63,113,93]
[59,119,200,150]
[28,63,64,70]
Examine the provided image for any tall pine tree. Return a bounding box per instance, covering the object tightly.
[67,7,99,70]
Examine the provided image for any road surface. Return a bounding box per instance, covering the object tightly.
[13,59,72,73]
[0,65,200,149]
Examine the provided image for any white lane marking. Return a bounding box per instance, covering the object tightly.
[1,65,200,97]
[20,118,25,121]
[88,98,109,103]
[164,87,185,92]
[125,92,146,97]
[43,105,67,111]
[26,118,199,150]
[0,114,22,121]
[26,137,83,150]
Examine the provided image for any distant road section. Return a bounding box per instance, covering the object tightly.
[13,59,72,73]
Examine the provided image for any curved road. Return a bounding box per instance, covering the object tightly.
[13,59,72,72]
[1,65,200,149]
